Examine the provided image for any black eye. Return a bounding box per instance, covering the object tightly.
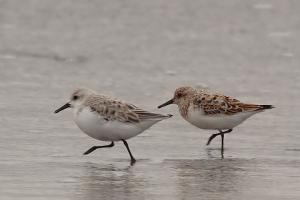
[73,95,79,100]
[177,93,183,98]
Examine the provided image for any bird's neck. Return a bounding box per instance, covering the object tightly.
[178,100,190,119]
[73,104,85,116]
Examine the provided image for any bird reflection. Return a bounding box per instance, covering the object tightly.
[75,162,146,200]
[166,158,251,199]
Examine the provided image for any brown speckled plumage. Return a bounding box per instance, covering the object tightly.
[157,86,274,152]
[173,86,273,118]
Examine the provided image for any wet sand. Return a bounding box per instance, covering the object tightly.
[0,0,300,199]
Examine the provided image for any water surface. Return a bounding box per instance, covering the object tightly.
[0,0,299,199]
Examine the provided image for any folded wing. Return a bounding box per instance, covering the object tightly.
[86,95,171,123]
[194,93,274,115]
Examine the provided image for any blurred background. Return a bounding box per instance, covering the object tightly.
[0,0,299,199]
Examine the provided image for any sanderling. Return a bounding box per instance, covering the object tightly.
[54,88,172,164]
[158,86,274,153]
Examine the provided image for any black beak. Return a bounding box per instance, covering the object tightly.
[158,99,174,109]
[54,103,71,113]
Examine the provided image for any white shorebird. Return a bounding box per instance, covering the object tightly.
[158,86,274,153]
[54,88,172,164]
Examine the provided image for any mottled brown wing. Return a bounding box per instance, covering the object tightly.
[193,93,264,115]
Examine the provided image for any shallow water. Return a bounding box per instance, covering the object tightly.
[0,0,300,199]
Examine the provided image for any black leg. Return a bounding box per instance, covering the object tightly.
[221,133,224,153]
[83,142,114,155]
[122,140,136,164]
[206,133,221,145]
[206,129,232,146]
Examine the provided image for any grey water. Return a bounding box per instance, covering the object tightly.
[0,0,300,199]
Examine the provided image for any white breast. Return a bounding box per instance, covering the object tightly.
[186,107,259,130]
[73,108,160,141]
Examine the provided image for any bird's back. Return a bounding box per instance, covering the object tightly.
[184,90,274,130]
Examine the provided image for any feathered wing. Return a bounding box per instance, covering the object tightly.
[193,92,274,115]
[127,103,172,121]
[86,95,171,123]
[130,106,172,121]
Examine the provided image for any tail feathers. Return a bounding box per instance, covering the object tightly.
[134,109,173,120]
[158,114,173,120]
[258,105,275,110]
[240,103,274,112]
[152,113,173,120]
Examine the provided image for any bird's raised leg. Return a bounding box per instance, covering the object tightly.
[206,129,233,146]
[83,142,114,155]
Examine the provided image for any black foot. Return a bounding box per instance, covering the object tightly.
[221,151,224,159]
[83,142,114,155]
[130,158,136,165]
[122,140,136,164]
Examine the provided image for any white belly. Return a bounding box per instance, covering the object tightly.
[186,108,259,130]
[74,108,159,141]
